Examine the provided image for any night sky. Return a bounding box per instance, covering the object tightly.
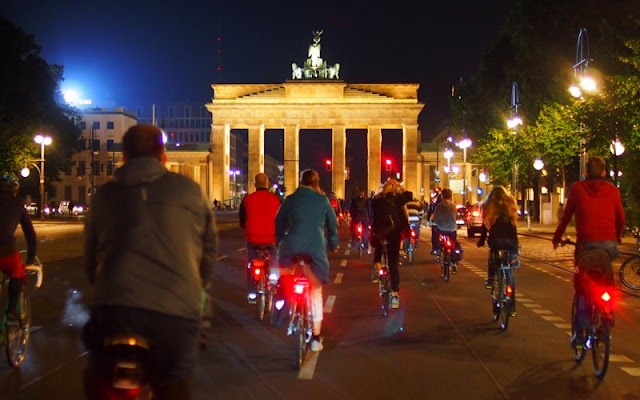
[1,0,513,137]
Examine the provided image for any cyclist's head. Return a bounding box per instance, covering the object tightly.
[254,173,269,189]
[300,169,319,187]
[483,186,518,227]
[441,188,452,200]
[381,179,401,196]
[122,125,166,163]
[586,157,606,179]
[0,176,19,195]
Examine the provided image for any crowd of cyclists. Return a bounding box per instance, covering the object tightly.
[0,140,625,397]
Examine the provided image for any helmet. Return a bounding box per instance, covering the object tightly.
[0,176,19,193]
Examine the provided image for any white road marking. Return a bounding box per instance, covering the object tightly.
[517,298,533,303]
[542,316,564,322]
[532,309,554,315]
[554,323,572,329]
[324,295,336,313]
[610,354,634,363]
[566,331,572,336]
[621,367,640,377]
[340,259,348,267]
[334,273,343,284]
[562,279,572,283]
[344,249,351,256]
[298,343,321,380]
[522,303,543,308]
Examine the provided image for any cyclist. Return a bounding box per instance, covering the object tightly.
[426,187,442,255]
[84,125,218,399]
[477,186,519,314]
[276,169,338,352]
[239,173,282,303]
[0,176,36,322]
[348,189,370,250]
[370,180,412,308]
[552,156,624,348]
[432,188,460,268]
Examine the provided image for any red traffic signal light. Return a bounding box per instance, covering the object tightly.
[325,159,332,171]
[385,158,392,171]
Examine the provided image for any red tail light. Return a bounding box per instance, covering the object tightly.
[601,291,611,302]
[410,229,416,239]
[357,224,363,234]
[445,237,452,248]
[252,259,265,268]
[378,268,386,276]
[339,212,343,218]
[293,284,306,294]
[472,211,480,217]
[506,285,513,296]
[253,268,262,280]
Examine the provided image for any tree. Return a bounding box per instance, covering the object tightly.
[0,16,81,199]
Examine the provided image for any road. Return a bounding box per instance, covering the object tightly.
[2,214,639,400]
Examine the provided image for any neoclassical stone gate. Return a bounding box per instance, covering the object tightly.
[206,82,423,200]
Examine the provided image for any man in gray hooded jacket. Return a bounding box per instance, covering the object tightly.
[83,124,217,399]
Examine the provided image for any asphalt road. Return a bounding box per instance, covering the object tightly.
[2,214,639,400]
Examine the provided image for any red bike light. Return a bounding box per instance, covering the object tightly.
[253,268,261,276]
[357,224,363,233]
[378,268,386,276]
[293,284,306,294]
[601,291,611,302]
[252,259,265,268]
[506,285,513,296]
[472,211,480,217]
[410,230,416,238]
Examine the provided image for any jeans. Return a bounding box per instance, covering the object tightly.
[83,306,199,400]
[373,234,401,292]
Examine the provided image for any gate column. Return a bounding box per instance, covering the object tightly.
[284,124,300,196]
[248,124,265,193]
[332,125,346,199]
[211,123,231,204]
[367,125,382,195]
[403,123,419,196]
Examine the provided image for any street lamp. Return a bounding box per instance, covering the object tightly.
[457,136,472,205]
[229,169,241,209]
[507,81,522,197]
[609,138,625,187]
[31,134,52,220]
[531,158,545,229]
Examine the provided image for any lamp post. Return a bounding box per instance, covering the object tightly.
[443,147,454,189]
[457,136,472,205]
[229,169,241,209]
[570,28,596,181]
[531,158,545,230]
[609,138,625,188]
[507,81,523,198]
[32,134,52,220]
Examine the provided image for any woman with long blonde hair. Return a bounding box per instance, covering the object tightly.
[477,186,519,314]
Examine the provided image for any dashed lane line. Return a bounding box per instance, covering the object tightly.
[298,341,322,380]
[324,295,337,313]
[553,323,572,329]
[340,259,348,267]
[610,354,634,363]
[541,316,564,322]
[334,273,343,284]
[344,249,351,256]
[531,309,554,315]
[620,368,640,377]
[522,303,543,308]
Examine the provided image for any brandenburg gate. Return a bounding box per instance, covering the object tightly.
[206,31,424,200]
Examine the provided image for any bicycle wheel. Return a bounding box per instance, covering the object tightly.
[381,273,390,318]
[498,273,511,331]
[6,292,31,368]
[592,313,611,379]
[407,249,414,264]
[443,261,450,282]
[293,314,304,370]
[571,294,587,363]
[620,256,640,290]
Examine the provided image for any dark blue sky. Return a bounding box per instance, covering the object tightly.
[2,0,512,136]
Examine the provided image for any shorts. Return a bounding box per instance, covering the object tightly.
[0,252,25,279]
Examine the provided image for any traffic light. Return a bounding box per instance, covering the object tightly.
[385,158,392,172]
[325,159,332,171]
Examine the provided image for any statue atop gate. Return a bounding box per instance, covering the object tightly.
[291,30,340,80]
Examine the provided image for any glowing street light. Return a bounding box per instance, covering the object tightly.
[30,134,52,220]
[229,169,241,209]
[533,158,545,171]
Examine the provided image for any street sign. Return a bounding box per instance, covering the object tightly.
[434,170,441,176]
[434,177,441,183]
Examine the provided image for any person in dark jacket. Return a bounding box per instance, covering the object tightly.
[0,177,36,321]
[552,156,625,349]
[276,169,338,352]
[370,179,412,309]
[83,125,218,399]
[239,173,282,303]
[348,189,370,249]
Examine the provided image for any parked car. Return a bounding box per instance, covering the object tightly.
[25,203,38,216]
[455,205,467,229]
[58,201,87,216]
[466,203,484,238]
[58,200,72,216]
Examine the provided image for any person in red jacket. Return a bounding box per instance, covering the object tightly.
[552,156,625,349]
[239,173,282,303]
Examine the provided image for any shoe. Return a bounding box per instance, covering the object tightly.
[430,250,437,256]
[399,250,407,259]
[347,242,352,249]
[484,280,493,289]
[391,294,400,309]
[571,331,586,350]
[435,256,441,262]
[367,245,372,255]
[452,264,458,274]
[510,310,517,317]
[311,339,323,352]
[247,293,257,304]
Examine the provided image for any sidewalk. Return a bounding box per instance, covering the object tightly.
[516,220,636,246]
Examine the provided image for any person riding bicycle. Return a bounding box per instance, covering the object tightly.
[426,187,443,255]
[552,156,624,348]
[84,125,218,399]
[432,188,461,268]
[276,169,338,352]
[348,189,370,250]
[0,176,36,322]
[370,180,412,309]
[477,186,519,315]
[239,173,282,304]
[402,197,423,253]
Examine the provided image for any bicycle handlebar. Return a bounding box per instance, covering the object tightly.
[25,264,43,289]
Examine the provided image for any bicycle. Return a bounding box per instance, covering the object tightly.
[438,234,457,282]
[489,249,517,331]
[1,252,43,368]
[403,225,417,264]
[619,227,640,290]
[280,255,314,370]
[376,240,392,318]
[248,247,275,321]
[563,239,614,379]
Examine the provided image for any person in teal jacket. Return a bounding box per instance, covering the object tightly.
[276,169,338,352]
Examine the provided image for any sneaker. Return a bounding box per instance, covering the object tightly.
[311,339,323,352]
[484,279,493,289]
[430,250,438,256]
[367,245,372,255]
[435,255,441,262]
[391,294,400,309]
[571,330,586,350]
[510,310,517,317]
[399,250,407,259]
[247,293,257,304]
[347,242,352,249]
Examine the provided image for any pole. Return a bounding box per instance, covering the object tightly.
[39,142,45,221]
[90,126,95,198]
[462,147,467,205]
